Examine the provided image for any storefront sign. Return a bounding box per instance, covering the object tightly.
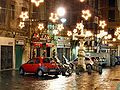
[16,40,24,45]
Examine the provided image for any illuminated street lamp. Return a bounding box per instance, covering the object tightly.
[80,0,85,2]
[57,7,66,17]
[72,9,92,71]
[49,7,66,35]
[60,18,67,23]
[74,20,86,70]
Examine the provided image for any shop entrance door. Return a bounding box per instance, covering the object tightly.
[15,45,23,69]
[1,46,13,70]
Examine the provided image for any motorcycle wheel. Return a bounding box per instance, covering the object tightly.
[87,65,92,75]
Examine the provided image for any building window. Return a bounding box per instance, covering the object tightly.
[0,0,6,24]
[32,5,39,19]
[109,0,115,7]
[108,10,115,22]
[10,5,15,20]
[22,7,28,11]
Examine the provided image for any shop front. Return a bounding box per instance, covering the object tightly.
[32,42,54,58]
[15,38,25,69]
[0,37,15,71]
[56,37,71,63]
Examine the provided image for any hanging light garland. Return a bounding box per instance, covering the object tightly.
[49,13,59,23]
[85,31,93,37]
[19,0,43,29]
[57,24,64,31]
[31,0,44,7]
[67,31,72,36]
[38,23,44,30]
[19,22,25,29]
[82,10,91,20]
[76,22,84,30]
[113,38,116,42]
[53,29,59,35]
[73,29,78,33]
[99,20,107,29]
[97,30,108,38]
[19,11,29,21]
[76,21,84,35]
[115,27,120,40]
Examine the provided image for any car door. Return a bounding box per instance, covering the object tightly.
[42,58,51,68]
[32,58,41,72]
[24,59,35,73]
[43,58,56,68]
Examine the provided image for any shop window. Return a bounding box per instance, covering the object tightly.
[10,5,15,20]
[109,0,115,7]
[32,5,39,19]
[22,7,28,11]
[108,10,115,22]
[1,46,13,70]
[46,47,50,57]
[0,0,6,24]
[36,47,40,57]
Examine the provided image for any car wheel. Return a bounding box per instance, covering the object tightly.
[98,66,102,74]
[61,71,66,76]
[37,69,43,77]
[54,74,58,77]
[19,68,25,75]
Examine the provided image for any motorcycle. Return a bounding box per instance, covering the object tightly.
[55,56,73,76]
[85,57,102,75]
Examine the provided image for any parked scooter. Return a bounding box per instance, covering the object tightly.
[55,56,73,76]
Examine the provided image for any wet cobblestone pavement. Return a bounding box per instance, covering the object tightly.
[1,66,120,90]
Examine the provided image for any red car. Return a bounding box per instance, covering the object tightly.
[19,57,60,77]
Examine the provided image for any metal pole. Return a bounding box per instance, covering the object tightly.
[29,0,32,59]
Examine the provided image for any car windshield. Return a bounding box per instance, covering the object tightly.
[35,58,40,64]
[27,60,34,64]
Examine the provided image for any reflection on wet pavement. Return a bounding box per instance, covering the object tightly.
[1,66,120,90]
